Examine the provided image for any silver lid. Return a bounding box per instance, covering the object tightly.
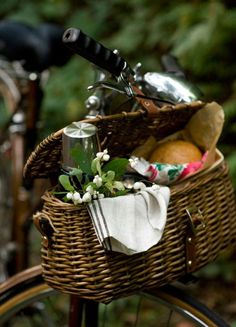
[63,122,97,139]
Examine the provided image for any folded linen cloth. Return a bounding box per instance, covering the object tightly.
[87,186,170,255]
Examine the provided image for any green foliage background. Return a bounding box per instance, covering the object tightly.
[1,5,235,184]
[1,0,236,289]
[1,1,236,177]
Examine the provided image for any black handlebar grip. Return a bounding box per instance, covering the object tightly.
[62,28,127,77]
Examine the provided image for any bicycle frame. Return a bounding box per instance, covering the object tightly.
[0,57,48,277]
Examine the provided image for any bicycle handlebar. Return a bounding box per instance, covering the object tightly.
[62,28,128,77]
[0,21,73,73]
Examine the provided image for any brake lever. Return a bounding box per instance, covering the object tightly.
[88,75,134,97]
[88,80,175,107]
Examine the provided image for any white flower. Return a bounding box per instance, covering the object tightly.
[96,149,110,162]
[73,192,81,200]
[92,190,99,199]
[96,152,104,159]
[66,192,73,200]
[133,181,147,191]
[72,192,83,204]
[93,175,103,187]
[92,190,104,199]
[129,157,138,168]
[98,193,104,199]
[151,184,160,191]
[102,154,110,161]
[82,192,92,202]
[86,185,94,194]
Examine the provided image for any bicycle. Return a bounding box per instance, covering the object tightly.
[0,265,230,326]
[0,20,73,279]
[0,26,234,326]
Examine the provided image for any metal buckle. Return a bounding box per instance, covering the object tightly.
[186,206,205,235]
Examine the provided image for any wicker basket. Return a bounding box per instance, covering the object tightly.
[24,101,206,180]
[24,100,236,303]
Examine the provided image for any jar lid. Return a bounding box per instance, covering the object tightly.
[63,122,97,139]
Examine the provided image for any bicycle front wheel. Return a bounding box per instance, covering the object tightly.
[0,265,230,327]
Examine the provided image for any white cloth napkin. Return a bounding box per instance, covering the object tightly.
[87,186,170,255]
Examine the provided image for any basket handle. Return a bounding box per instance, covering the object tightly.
[33,212,59,248]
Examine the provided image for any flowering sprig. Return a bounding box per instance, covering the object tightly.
[57,149,130,205]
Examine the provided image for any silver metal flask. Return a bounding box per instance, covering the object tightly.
[62,121,100,171]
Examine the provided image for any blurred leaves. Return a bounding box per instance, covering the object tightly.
[1,0,236,177]
[198,248,236,282]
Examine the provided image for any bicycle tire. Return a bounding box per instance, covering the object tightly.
[0,265,230,327]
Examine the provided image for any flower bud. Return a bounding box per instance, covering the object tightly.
[82,192,92,202]
[66,192,73,200]
[86,185,94,194]
[93,175,103,187]
[133,182,146,191]
[73,192,82,201]
[96,152,104,159]
[102,154,110,161]
[98,193,105,199]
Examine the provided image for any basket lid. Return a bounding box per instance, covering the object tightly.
[24,100,205,180]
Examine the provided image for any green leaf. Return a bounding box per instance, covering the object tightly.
[69,168,83,184]
[115,189,130,197]
[53,191,68,195]
[70,145,92,175]
[103,158,129,179]
[104,181,114,193]
[102,170,115,182]
[91,157,102,175]
[62,195,70,202]
[59,175,74,192]
[69,167,83,176]
[96,159,102,176]
[91,157,98,174]
[113,181,125,191]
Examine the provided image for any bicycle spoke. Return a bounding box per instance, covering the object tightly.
[166,309,174,327]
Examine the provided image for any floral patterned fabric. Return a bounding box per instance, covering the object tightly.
[129,152,208,185]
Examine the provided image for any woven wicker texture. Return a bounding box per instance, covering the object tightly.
[38,161,236,303]
[26,99,236,303]
[24,101,205,180]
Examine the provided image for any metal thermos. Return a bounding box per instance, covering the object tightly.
[62,121,100,172]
